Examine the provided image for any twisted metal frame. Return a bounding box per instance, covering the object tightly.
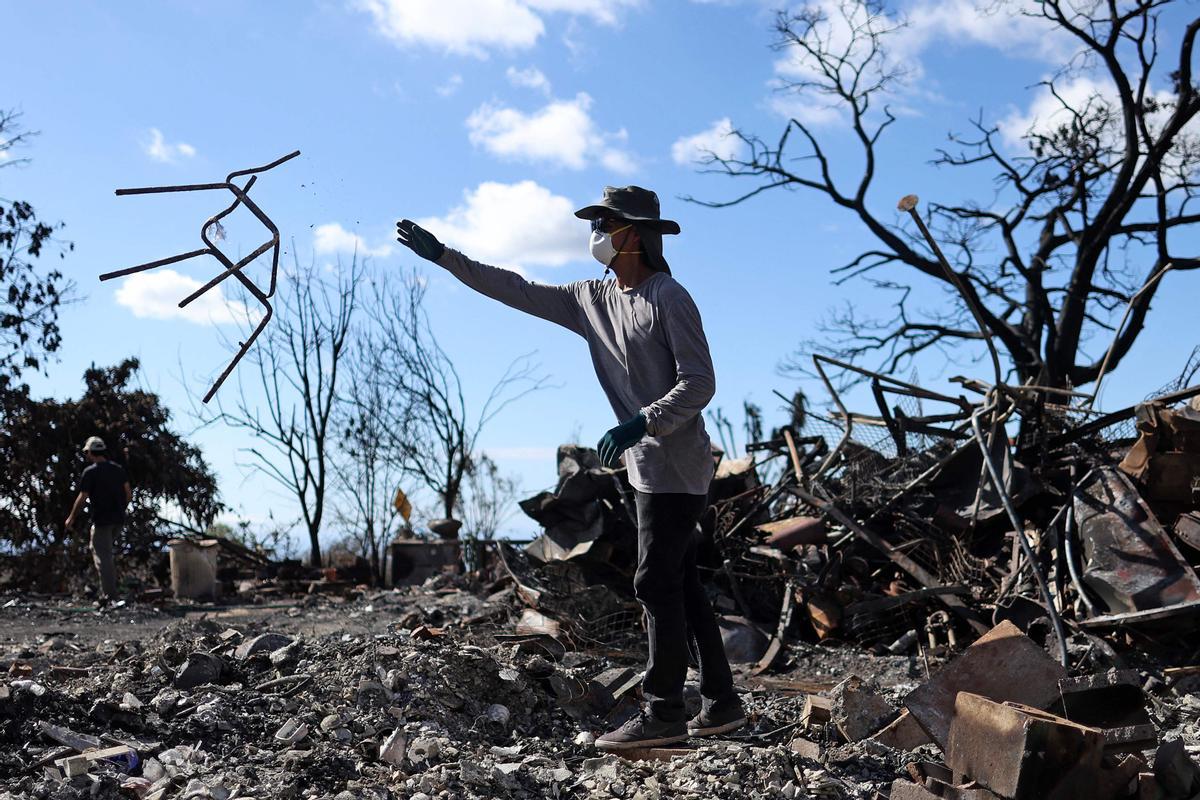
[101,150,301,402]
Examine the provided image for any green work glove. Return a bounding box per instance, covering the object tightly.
[597,413,648,468]
[396,219,446,262]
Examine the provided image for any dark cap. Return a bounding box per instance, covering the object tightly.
[574,186,681,235]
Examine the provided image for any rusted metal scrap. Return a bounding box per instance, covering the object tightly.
[101,150,301,402]
[904,620,1068,752]
[947,692,1106,799]
[1072,466,1200,613]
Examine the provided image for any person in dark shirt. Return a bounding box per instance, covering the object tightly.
[65,436,131,600]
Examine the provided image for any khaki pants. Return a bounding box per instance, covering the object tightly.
[90,524,120,599]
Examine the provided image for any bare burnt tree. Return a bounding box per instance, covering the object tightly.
[333,346,406,585]
[200,254,360,567]
[357,269,550,522]
[693,0,1200,390]
[460,452,521,541]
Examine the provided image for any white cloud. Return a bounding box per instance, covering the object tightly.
[436,74,464,97]
[144,129,197,163]
[114,269,258,326]
[506,65,552,95]
[354,0,640,58]
[997,77,1109,148]
[416,180,582,268]
[313,223,394,259]
[900,0,1073,63]
[770,0,1071,127]
[997,76,1181,153]
[768,92,849,127]
[672,117,743,165]
[524,0,639,25]
[466,92,635,172]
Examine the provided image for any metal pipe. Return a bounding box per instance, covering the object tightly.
[970,407,1070,665]
[1087,262,1174,410]
[814,353,972,409]
[1063,468,1098,617]
[811,355,852,481]
[898,195,1004,390]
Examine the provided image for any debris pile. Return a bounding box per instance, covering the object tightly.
[0,590,918,799]
[511,357,1200,662]
[9,356,1200,796]
[494,356,1200,798]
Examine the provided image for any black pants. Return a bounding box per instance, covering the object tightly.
[634,491,736,722]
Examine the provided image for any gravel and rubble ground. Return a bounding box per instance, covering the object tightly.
[2,582,1199,800]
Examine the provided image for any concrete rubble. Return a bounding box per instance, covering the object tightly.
[7,368,1200,797]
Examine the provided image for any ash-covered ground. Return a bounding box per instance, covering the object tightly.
[1,579,1198,800]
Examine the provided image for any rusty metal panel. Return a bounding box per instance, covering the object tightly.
[755,515,828,548]
[1049,671,1156,753]
[1073,467,1200,613]
[947,693,1105,799]
[905,621,1067,752]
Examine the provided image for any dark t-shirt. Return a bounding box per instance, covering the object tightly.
[79,460,129,526]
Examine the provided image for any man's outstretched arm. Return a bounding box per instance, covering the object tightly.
[397,219,583,335]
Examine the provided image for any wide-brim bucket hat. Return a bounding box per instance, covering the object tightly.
[574,186,681,235]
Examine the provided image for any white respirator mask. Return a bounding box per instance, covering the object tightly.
[589,223,640,270]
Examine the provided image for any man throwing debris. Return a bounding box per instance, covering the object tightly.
[397,186,745,750]
[65,437,131,602]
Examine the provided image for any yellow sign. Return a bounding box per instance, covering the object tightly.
[393,488,412,522]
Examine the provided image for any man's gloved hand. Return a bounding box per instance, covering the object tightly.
[396,219,446,262]
[597,412,648,468]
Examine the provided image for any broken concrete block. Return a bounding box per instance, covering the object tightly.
[889,778,1001,800]
[234,632,291,660]
[587,667,640,711]
[830,674,896,742]
[871,709,932,751]
[379,729,406,766]
[888,779,941,799]
[905,620,1067,752]
[788,735,821,760]
[800,694,833,729]
[1153,738,1199,799]
[407,736,441,765]
[946,692,1105,799]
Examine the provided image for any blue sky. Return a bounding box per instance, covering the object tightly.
[5,1,1198,545]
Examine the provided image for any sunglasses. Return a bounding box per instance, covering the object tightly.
[590,217,627,234]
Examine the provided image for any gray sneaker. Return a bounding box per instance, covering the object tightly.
[687,701,747,737]
[595,712,688,751]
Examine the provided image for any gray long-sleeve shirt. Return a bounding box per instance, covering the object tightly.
[437,248,716,496]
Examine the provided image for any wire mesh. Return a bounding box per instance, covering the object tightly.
[843,601,922,649]
[795,412,962,510]
[1149,346,1200,399]
[495,543,643,649]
